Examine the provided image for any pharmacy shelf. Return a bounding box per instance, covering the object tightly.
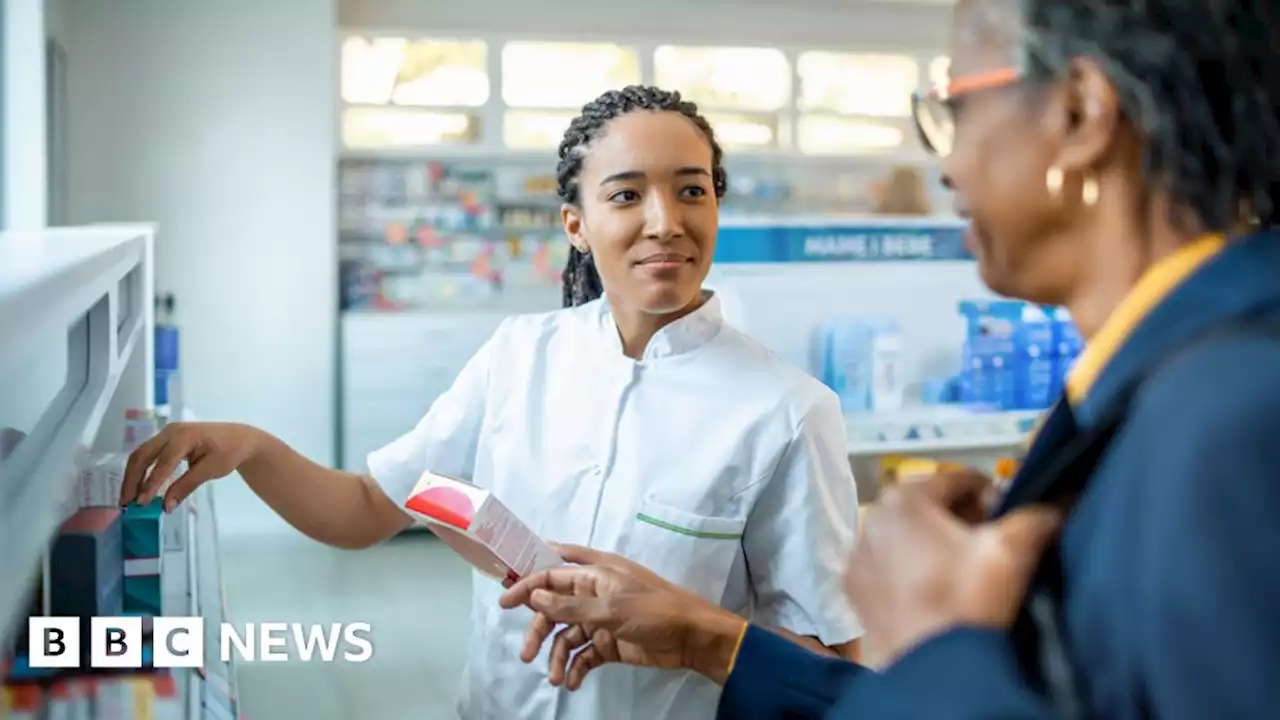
[0,225,155,647]
[845,408,1043,456]
[193,484,240,719]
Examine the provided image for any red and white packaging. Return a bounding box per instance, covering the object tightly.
[403,472,561,583]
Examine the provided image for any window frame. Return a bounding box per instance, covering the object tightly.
[336,28,942,161]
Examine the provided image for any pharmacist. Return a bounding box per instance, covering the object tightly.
[499,0,1280,718]
[121,85,862,720]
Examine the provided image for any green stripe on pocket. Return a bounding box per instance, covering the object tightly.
[636,513,743,540]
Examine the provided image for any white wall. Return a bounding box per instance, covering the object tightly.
[64,0,338,537]
[3,0,47,229]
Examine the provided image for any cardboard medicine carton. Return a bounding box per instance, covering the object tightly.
[403,472,560,583]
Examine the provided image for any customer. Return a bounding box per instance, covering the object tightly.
[500,0,1280,716]
[872,165,931,215]
[120,85,863,719]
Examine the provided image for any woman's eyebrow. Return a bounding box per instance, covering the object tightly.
[599,167,711,186]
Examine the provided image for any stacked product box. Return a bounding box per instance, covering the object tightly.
[958,300,1078,411]
[957,300,1020,410]
[50,507,125,645]
[122,499,165,617]
[809,317,906,414]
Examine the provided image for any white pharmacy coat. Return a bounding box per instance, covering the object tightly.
[368,294,862,720]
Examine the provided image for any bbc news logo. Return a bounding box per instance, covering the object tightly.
[29,617,374,668]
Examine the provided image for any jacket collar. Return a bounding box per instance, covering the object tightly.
[1072,228,1280,425]
[598,290,724,362]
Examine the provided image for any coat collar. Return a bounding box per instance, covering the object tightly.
[1071,229,1280,426]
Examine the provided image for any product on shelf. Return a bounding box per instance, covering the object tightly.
[403,472,561,584]
[50,508,125,624]
[877,456,967,490]
[810,317,905,414]
[1,684,41,719]
[956,300,1080,411]
[122,500,165,617]
[337,159,566,311]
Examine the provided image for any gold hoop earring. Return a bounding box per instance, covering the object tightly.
[1081,176,1099,207]
[1046,167,1064,197]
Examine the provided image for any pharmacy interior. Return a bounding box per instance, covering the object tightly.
[1,7,1081,719]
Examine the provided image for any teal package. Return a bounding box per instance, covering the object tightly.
[124,574,162,617]
[122,498,164,559]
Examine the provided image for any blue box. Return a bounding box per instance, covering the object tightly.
[122,501,164,617]
[123,499,163,559]
[51,508,124,619]
[1014,307,1057,410]
[958,300,1065,410]
[958,348,1016,410]
[124,572,162,617]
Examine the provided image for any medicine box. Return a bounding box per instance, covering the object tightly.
[123,499,163,559]
[122,499,164,616]
[51,508,124,620]
[959,300,1066,410]
[403,472,561,583]
[815,317,905,413]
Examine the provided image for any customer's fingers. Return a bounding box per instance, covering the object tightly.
[565,644,605,691]
[548,624,590,686]
[991,505,1062,577]
[911,468,994,523]
[528,589,619,628]
[500,567,591,609]
[520,611,557,663]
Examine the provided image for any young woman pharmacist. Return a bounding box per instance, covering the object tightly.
[120,85,863,720]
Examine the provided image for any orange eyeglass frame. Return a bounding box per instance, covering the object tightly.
[911,66,1023,156]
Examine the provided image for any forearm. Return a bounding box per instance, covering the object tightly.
[239,430,412,549]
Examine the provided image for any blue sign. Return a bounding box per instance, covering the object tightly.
[714,223,973,264]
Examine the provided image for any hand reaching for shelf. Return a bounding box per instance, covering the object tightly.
[120,421,262,511]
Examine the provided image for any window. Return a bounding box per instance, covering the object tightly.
[341,107,480,149]
[707,114,779,150]
[341,36,489,107]
[797,52,917,117]
[501,42,641,109]
[503,110,576,150]
[929,56,950,91]
[654,46,789,111]
[797,116,904,155]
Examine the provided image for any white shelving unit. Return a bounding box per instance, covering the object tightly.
[844,407,1040,456]
[0,225,154,639]
[0,225,237,718]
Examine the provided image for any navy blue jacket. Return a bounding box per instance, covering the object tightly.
[718,229,1280,718]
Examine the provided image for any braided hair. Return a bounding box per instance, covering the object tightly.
[556,85,728,307]
[1018,0,1280,232]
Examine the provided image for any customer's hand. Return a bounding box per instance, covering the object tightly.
[846,479,1059,663]
[909,466,1001,524]
[120,422,263,511]
[499,544,745,690]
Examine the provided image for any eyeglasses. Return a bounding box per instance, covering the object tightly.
[911,67,1022,158]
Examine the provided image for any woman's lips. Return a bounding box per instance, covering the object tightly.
[635,254,691,269]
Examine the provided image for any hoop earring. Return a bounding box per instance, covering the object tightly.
[1081,176,1099,207]
[1046,167,1064,197]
